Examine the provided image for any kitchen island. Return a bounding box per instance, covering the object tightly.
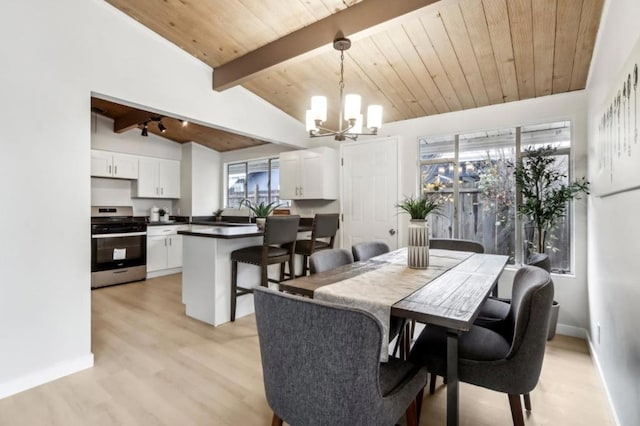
[179,225,312,326]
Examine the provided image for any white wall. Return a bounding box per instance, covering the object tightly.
[586,0,640,424]
[0,0,307,398]
[380,91,590,333]
[183,143,222,217]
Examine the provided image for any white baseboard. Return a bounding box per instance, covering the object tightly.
[586,333,621,426]
[0,353,94,400]
[556,323,587,339]
[147,267,182,279]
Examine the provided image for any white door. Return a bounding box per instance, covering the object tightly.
[342,137,398,250]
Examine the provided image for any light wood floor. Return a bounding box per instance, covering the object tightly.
[0,274,612,425]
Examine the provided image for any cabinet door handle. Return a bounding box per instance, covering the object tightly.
[114,165,118,175]
[156,187,159,195]
[300,186,303,196]
[169,237,172,246]
[108,165,112,175]
[164,238,167,246]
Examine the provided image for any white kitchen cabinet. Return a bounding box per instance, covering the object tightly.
[147,225,186,277]
[279,147,338,200]
[134,157,181,199]
[91,150,138,179]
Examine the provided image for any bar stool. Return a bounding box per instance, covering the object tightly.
[230,215,300,321]
[293,213,339,276]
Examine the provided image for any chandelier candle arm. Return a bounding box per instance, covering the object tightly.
[305,37,383,141]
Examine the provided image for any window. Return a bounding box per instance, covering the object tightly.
[419,121,574,273]
[226,157,289,208]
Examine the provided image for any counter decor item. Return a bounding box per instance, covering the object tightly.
[158,208,170,223]
[241,200,281,230]
[396,194,440,269]
[213,208,224,222]
[150,206,160,222]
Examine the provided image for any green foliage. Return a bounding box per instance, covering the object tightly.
[213,208,224,217]
[515,145,589,253]
[396,194,441,220]
[241,199,281,218]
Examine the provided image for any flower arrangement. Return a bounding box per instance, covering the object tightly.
[396,194,441,220]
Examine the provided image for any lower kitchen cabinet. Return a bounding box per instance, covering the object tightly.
[147,225,186,277]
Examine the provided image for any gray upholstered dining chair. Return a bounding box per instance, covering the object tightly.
[475,253,552,329]
[230,215,299,321]
[293,213,340,276]
[351,241,390,261]
[410,266,554,426]
[429,238,485,254]
[309,248,354,274]
[253,287,427,426]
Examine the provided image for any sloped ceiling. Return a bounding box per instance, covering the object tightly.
[106,0,604,136]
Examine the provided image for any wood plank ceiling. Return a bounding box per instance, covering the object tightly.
[91,98,267,152]
[106,0,604,138]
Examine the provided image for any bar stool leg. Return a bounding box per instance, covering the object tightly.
[261,262,268,287]
[231,260,238,322]
[302,255,308,276]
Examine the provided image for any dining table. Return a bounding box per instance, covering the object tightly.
[278,247,509,426]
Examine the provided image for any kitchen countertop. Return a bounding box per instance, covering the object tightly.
[178,225,262,239]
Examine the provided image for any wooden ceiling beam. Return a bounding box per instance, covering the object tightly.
[212,0,441,91]
[113,110,156,133]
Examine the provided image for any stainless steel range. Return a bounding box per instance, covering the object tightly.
[91,206,147,288]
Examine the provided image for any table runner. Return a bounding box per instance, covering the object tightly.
[314,248,473,361]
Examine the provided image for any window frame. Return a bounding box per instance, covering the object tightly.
[225,156,284,208]
[419,122,576,273]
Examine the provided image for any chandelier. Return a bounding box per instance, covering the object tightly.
[305,37,383,141]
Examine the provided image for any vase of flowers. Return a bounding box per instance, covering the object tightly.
[396,195,441,269]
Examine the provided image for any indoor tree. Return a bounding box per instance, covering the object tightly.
[515,145,590,254]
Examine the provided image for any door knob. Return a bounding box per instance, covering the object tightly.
[389,229,396,236]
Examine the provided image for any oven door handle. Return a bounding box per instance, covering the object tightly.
[91,232,147,238]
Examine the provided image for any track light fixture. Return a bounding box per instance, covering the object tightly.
[141,121,149,137]
[158,122,166,133]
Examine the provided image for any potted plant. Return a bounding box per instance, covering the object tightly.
[396,194,441,269]
[213,208,224,222]
[515,144,589,339]
[241,199,281,230]
[158,208,169,223]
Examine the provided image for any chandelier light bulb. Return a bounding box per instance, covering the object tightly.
[367,105,383,130]
[311,96,327,123]
[305,110,318,132]
[344,94,361,122]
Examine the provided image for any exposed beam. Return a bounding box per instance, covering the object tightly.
[113,110,155,133]
[212,0,442,91]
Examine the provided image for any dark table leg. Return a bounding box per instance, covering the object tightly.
[446,330,460,426]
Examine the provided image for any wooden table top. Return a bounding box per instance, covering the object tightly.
[279,248,509,332]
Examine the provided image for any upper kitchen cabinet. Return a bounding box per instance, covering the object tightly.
[134,157,181,199]
[91,150,138,179]
[279,147,338,200]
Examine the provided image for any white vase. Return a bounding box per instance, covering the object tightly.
[407,219,429,269]
[256,217,266,230]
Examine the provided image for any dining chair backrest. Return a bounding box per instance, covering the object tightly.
[352,241,390,261]
[309,248,354,274]
[429,238,485,253]
[500,266,553,392]
[527,253,551,272]
[263,215,300,246]
[312,213,340,242]
[253,287,401,426]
